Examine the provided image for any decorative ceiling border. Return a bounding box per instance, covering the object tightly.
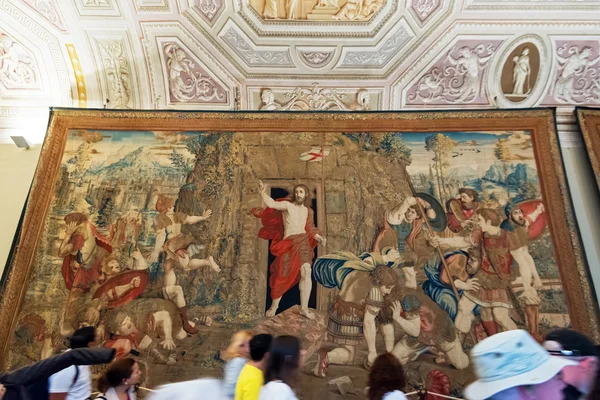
[463,0,600,12]
[133,0,171,12]
[390,21,600,108]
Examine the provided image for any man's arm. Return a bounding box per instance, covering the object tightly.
[386,197,416,225]
[183,209,213,225]
[364,304,380,362]
[391,302,420,337]
[49,394,67,400]
[260,191,288,210]
[258,180,288,211]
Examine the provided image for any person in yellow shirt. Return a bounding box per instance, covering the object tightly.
[235,334,272,400]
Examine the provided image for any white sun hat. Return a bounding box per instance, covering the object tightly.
[464,329,577,400]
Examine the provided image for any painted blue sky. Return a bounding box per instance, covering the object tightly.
[402,130,536,175]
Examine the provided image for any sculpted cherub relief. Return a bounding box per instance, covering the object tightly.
[0,33,36,86]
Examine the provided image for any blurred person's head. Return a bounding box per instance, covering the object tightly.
[368,353,406,400]
[223,330,252,361]
[265,336,306,386]
[68,326,97,349]
[544,329,599,399]
[465,330,577,400]
[249,334,272,363]
[98,358,141,393]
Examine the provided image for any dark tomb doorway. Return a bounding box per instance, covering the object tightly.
[265,187,318,315]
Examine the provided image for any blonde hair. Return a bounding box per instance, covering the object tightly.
[223,330,252,361]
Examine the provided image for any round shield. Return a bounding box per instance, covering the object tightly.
[416,192,448,232]
[92,270,149,309]
[514,199,547,240]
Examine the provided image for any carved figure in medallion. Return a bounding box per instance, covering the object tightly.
[512,47,531,96]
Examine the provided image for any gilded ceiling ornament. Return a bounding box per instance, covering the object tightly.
[259,84,370,110]
[65,44,87,107]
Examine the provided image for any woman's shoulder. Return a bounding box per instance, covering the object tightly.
[260,381,297,399]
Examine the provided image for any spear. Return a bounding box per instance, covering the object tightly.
[406,178,460,300]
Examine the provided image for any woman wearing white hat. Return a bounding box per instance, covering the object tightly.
[464,329,577,400]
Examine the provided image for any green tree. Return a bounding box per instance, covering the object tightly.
[379,132,412,163]
[425,133,455,198]
[494,139,512,190]
[169,149,193,175]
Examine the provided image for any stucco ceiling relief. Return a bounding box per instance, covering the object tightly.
[0,0,69,105]
[0,31,40,90]
[73,0,121,17]
[86,29,141,109]
[219,22,295,67]
[141,22,240,109]
[235,0,398,37]
[20,0,67,32]
[541,38,600,105]
[246,0,385,21]
[408,0,440,25]
[193,0,224,23]
[248,83,379,110]
[488,34,550,108]
[133,0,171,12]
[296,47,336,69]
[161,40,229,104]
[404,38,503,106]
[336,21,413,69]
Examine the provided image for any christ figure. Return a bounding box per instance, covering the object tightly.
[253,180,327,319]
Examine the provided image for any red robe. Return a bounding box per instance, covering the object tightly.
[253,199,321,300]
[61,222,112,292]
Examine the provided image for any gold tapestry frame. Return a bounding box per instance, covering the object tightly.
[0,108,598,367]
[577,108,600,193]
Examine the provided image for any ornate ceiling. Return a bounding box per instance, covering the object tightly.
[1,0,599,142]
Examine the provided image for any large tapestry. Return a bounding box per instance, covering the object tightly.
[0,109,597,398]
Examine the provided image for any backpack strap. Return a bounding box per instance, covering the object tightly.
[70,365,79,389]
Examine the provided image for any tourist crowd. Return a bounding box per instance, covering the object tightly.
[0,327,597,399]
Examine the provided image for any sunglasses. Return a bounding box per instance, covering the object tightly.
[548,349,581,357]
